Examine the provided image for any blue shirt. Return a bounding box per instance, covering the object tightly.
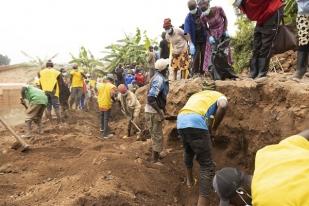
[184,8,207,46]
[177,101,218,130]
[125,74,135,87]
[148,72,169,98]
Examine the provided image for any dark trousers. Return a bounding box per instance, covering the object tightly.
[192,42,206,75]
[178,128,215,197]
[250,9,283,76]
[45,92,60,111]
[100,110,111,136]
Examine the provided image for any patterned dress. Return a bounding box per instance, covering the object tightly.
[201,7,232,72]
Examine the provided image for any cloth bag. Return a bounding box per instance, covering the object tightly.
[272,21,297,55]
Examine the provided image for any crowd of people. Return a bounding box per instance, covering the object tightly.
[18,0,309,206]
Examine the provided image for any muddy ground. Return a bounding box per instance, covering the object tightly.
[0,72,309,206]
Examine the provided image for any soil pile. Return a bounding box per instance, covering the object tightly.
[0,73,308,206]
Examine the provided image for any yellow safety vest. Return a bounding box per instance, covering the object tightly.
[70,70,84,88]
[97,82,116,110]
[252,135,309,206]
[39,68,60,97]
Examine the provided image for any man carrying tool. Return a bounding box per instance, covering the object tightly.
[117,84,141,139]
[145,58,170,164]
[38,60,62,123]
[69,64,86,110]
[20,85,48,137]
[177,90,228,206]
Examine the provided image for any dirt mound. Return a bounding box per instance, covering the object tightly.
[0,73,308,206]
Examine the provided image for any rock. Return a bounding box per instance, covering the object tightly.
[0,164,13,173]
[107,171,112,175]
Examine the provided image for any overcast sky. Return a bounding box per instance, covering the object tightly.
[0,0,236,64]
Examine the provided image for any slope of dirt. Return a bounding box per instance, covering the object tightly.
[0,73,308,206]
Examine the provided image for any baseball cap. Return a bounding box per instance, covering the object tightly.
[213,167,243,206]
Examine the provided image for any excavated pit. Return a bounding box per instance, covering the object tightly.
[0,73,308,206]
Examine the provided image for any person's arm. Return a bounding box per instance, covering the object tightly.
[147,78,165,118]
[81,72,87,79]
[212,98,228,132]
[183,15,192,43]
[298,130,309,141]
[219,7,228,31]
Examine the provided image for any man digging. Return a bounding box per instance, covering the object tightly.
[177,90,228,206]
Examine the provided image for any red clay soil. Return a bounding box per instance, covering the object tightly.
[0,72,308,206]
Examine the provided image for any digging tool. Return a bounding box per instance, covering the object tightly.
[0,117,30,152]
[130,119,141,133]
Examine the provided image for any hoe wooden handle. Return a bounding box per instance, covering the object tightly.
[0,117,30,151]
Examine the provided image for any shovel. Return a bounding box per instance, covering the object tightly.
[0,117,30,152]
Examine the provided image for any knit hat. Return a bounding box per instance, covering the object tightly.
[155,59,170,71]
[118,84,128,94]
[163,18,172,29]
[213,167,243,206]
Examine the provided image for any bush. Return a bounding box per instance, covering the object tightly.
[231,16,254,73]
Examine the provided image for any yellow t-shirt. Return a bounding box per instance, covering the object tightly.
[70,70,84,88]
[252,135,309,206]
[97,82,116,110]
[39,68,60,97]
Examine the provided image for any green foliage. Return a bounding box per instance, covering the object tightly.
[70,46,104,74]
[102,28,157,72]
[0,54,10,66]
[231,16,254,73]
[284,0,297,25]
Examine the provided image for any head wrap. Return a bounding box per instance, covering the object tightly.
[163,18,172,29]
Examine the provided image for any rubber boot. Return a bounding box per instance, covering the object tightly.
[256,58,269,78]
[55,108,62,124]
[293,51,308,79]
[249,58,259,79]
[24,120,32,138]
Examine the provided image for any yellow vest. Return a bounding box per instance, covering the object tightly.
[97,82,116,110]
[90,80,96,89]
[252,135,309,206]
[70,70,84,88]
[39,68,60,97]
[179,91,224,116]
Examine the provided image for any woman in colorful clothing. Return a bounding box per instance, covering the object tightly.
[293,0,309,80]
[199,0,231,73]
[163,18,190,80]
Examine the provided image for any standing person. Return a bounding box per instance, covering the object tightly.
[293,0,309,80]
[114,64,125,86]
[177,90,228,206]
[147,46,156,79]
[163,18,190,80]
[234,0,283,80]
[184,0,207,76]
[20,85,48,137]
[199,0,232,73]
[96,74,117,139]
[59,68,70,119]
[38,60,62,123]
[154,46,160,60]
[124,69,135,89]
[69,64,86,110]
[159,32,170,59]
[145,59,170,164]
[117,84,141,138]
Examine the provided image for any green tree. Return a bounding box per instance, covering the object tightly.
[70,46,104,74]
[0,54,10,66]
[231,16,254,73]
[103,28,157,72]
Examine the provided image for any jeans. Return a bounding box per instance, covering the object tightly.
[101,110,111,136]
[70,87,83,108]
[178,128,215,197]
